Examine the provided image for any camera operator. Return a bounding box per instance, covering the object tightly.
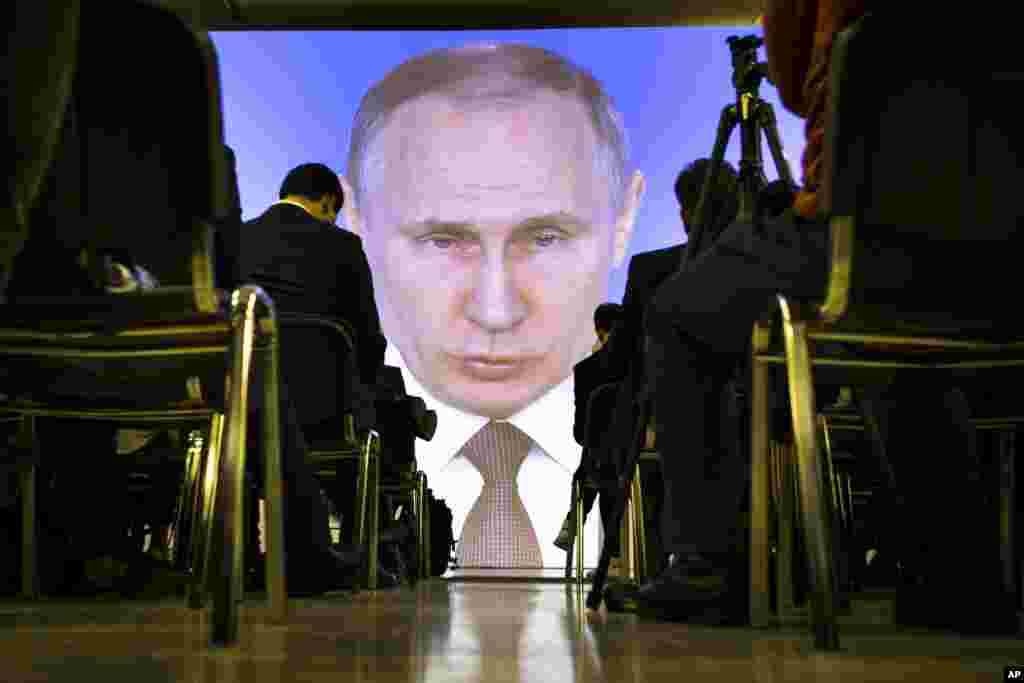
[618,0,872,621]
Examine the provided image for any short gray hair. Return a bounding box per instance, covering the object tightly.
[347,43,630,211]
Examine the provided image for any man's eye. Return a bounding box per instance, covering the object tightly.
[425,236,458,249]
[533,231,563,248]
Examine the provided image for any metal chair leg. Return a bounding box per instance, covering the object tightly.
[631,463,648,584]
[355,430,372,587]
[260,342,286,623]
[17,416,39,599]
[191,415,223,609]
[171,429,202,571]
[366,432,380,590]
[423,485,432,578]
[819,417,849,601]
[776,442,796,622]
[210,291,263,646]
[621,488,635,582]
[749,323,773,627]
[780,298,839,651]
[563,482,581,581]
[575,480,584,588]
[416,471,427,580]
[998,430,1017,606]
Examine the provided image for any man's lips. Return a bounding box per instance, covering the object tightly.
[449,353,541,381]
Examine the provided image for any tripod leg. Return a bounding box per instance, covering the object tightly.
[687,104,739,262]
[758,102,798,189]
[586,396,651,610]
[737,101,769,225]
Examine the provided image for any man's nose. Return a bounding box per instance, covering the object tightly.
[464,253,527,332]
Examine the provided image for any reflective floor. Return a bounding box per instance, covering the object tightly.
[0,582,1020,682]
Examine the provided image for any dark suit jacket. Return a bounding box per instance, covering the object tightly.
[572,344,616,447]
[238,203,387,424]
[600,243,687,382]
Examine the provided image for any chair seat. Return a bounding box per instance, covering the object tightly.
[814,301,1023,344]
[0,290,239,407]
[308,438,362,456]
[0,288,231,340]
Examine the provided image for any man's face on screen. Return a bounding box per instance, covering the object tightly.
[355,90,631,419]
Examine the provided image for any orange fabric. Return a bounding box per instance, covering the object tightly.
[763,0,868,219]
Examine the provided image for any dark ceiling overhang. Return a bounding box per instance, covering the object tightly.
[147,0,763,30]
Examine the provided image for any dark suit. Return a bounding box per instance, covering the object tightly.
[645,211,831,559]
[237,203,385,584]
[568,351,621,556]
[595,244,686,477]
[573,344,616,448]
[583,244,685,568]
[557,243,687,558]
[239,203,386,394]
[597,244,685,389]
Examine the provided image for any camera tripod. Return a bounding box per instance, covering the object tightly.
[585,34,796,612]
[687,35,798,260]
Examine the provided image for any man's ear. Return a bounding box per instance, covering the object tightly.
[338,174,362,235]
[612,170,645,268]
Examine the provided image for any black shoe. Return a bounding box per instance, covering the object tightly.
[553,516,574,552]
[281,545,364,597]
[376,566,400,589]
[378,524,412,545]
[613,553,731,623]
[329,543,364,569]
[603,579,642,612]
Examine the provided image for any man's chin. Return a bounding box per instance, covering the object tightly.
[441,393,532,421]
[433,381,554,420]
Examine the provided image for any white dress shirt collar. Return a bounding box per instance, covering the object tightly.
[271,199,314,217]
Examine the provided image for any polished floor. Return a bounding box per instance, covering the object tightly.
[0,581,1021,682]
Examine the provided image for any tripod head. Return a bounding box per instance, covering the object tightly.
[727,34,772,97]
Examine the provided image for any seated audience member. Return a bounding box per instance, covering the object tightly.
[327,364,437,589]
[630,1,996,631]
[596,160,739,581]
[238,163,389,594]
[240,162,386,389]
[553,303,624,568]
[625,0,873,617]
[602,158,739,388]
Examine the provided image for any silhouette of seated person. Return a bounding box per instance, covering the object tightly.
[619,0,870,619]
[553,303,625,571]
[603,159,740,389]
[237,162,388,594]
[322,364,436,584]
[627,1,999,630]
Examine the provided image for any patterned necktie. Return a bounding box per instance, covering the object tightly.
[458,421,543,568]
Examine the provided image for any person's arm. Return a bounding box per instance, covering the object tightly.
[597,258,640,379]
[762,0,819,117]
[349,240,387,386]
[573,362,587,446]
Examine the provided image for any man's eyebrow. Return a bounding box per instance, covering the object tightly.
[516,213,590,234]
[400,220,478,238]
[402,212,590,236]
